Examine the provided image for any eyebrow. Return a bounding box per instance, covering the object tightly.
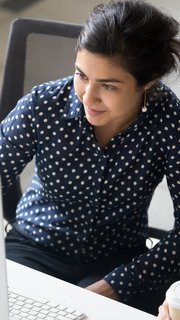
[75,64,124,83]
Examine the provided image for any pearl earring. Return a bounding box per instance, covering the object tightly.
[142,88,148,113]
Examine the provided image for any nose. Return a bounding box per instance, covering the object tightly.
[83,83,100,106]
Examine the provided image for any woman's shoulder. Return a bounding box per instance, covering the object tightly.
[31,75,75,99]
[152,82,180,137]
[149,82,180,130]
[27,75,82,121]
[157,81,180,114]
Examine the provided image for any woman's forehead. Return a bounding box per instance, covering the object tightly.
[75,49,137,84]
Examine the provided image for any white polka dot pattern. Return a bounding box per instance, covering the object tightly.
[0,76,179,302]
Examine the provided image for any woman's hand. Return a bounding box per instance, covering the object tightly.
[158,301,171,320]
[85,279,119,301]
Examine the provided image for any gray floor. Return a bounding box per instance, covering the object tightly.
[0,0,179,231]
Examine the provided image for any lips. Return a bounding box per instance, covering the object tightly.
[86,106,106,116]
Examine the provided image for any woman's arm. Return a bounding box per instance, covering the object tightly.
[86,279,119,300]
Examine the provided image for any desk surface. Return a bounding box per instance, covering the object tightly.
[7,260,156,320]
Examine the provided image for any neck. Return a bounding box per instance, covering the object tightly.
[94,110,140,149]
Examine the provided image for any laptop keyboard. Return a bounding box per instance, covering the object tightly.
[8,288,87,320]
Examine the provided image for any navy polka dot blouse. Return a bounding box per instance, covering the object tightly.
[0,76,179,301]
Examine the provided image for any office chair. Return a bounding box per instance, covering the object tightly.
[0,18,82,221]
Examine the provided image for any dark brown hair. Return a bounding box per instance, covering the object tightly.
[77,0,180,87]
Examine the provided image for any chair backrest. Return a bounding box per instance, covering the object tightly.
[0,18,82,221]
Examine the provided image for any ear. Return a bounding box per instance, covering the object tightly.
[143,80,156,90]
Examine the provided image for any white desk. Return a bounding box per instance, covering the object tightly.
[7,260,156,320]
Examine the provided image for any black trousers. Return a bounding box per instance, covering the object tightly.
[5,226,175,316]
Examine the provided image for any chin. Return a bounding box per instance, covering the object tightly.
[86,117,103,127]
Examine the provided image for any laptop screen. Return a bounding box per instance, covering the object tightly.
[0,182,9,319]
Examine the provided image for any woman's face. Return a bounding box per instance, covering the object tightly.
[74,50,145,131]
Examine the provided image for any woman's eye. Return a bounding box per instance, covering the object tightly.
[101,83,115,91]
[75,72,88,81]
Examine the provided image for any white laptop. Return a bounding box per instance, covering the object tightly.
[0,184,9,319]
[0,184,87,320]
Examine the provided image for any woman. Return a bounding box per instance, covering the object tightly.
[1,0,180,316]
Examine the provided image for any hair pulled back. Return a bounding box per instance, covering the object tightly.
[77,0,180,87]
